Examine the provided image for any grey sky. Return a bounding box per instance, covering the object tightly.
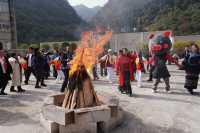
[68,0,108,8]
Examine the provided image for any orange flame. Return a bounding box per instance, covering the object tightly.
[69,31,112,76]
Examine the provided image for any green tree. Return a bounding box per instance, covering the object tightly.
[17,44,29,49]
[173,40,192,56]
[70,43,77,52]
[15,0,87,43]
[61,42,70,48]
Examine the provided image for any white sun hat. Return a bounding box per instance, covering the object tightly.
[108,49,112,53]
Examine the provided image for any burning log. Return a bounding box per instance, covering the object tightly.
[62,31,112,109]
[40,31,125,133]
[62,65,101,109]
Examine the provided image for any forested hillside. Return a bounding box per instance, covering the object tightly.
[93,0,200,35]
[74,5,101,21]
[15,0,86,43]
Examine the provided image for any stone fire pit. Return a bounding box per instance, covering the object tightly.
[40,92,124,133]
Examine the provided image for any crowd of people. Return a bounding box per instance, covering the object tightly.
[98,32,200,97]
[0,37,200,97]
[0,43,73,95]
[99,48,147,97]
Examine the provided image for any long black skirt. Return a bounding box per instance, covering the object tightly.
[185,74,199,90]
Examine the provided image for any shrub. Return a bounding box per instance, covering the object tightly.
[41,44,50,50]
[61,42,70,48]
[52,44,60,50]
[172,40,192,56]
[196,40,200,47]
[17,44,29,49]
[30,44,40,49]
[70,43,77,52]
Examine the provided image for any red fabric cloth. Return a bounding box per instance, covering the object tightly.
[151,43,170,53]
[50,60,61,70]
[55,63,61,70]
[136,62,142,70]
[116,55,134,86]
[21,63,28,70]
[163,31,171,37]
[148,34,155,39]
[147,54,180,67]
[130,53,137,63]
[148,56,155,65]
[130,53,137,72]
[165,54,180,67]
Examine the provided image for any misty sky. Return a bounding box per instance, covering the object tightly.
[68,0,108,8]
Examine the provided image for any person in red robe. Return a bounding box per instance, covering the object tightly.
[130,51,137,80]
[116,48,134,97]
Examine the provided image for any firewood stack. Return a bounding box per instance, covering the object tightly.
[62,31,112,109]
[62,65,101,109]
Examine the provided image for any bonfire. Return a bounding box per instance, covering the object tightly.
[62,31,112,109]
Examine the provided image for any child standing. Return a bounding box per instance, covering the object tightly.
[50,57,65,83]
[135,52,145,88]
[54,57,65,83]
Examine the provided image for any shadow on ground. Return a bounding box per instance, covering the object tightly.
[9,90,49,102]
[134,93,200,105]
[0,97,27,107]
[111,111,186,133]
[0,109,38,126]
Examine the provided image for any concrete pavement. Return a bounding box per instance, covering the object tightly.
[0,65,200,133]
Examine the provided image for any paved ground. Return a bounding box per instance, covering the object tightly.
[1,65,200,133]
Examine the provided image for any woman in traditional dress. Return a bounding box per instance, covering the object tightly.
[8,53,25,92]
[32,49,47,88]
[116,48,133,97]
[181,44,200,95]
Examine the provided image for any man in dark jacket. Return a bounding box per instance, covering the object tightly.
[24,47,35,85]
[41,49,50,79]
[32,49,47,88]
[60,47,73,92]
[0,48,12,95]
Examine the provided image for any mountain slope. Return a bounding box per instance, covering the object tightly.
[93,0,200,35]
[74,4,101,21]
[92,0,152,32]
[15,0,86,43]
[144,0,200,35]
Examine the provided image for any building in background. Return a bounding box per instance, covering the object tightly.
[0,0,17,49]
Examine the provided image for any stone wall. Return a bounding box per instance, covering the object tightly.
[109,31,169,52]
[109,31,200,52]
[175,35,200,42]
